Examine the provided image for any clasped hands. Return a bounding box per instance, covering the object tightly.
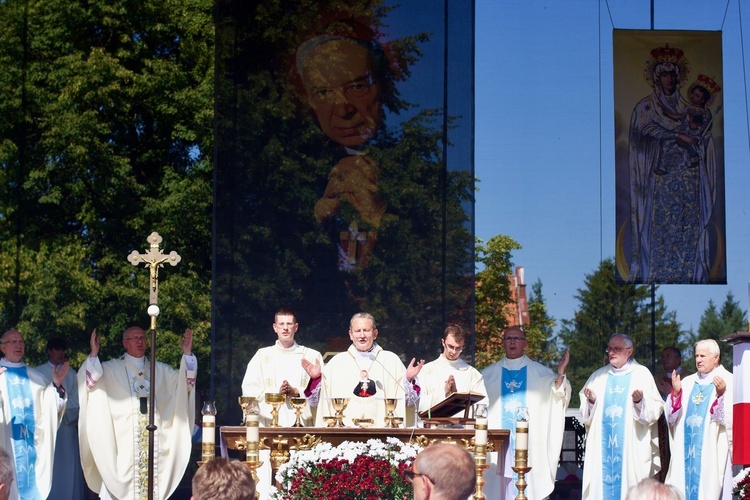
[314,155,387,227]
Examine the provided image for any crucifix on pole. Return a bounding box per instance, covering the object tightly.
[127,231,181,500]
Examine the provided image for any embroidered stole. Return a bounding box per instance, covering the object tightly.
[500,366,527,449]
[123,357,154,500]
[602,371,632,500]
[6,366,42,499]
[684,381,714,500]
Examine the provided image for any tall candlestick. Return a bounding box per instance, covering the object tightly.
[475,417,488,446]
[515,419,529,451]
[202,414,216,445]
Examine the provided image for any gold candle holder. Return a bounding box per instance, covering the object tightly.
[472,443,490,500]
[512,446,531,499]
[243,460,263,500]
[265,392,286,427]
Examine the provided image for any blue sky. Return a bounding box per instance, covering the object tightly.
[475,0,750,335]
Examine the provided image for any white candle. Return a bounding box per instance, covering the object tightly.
[247,414,260,443]
[475,417,488,446]
[202,414,215,445]
[515,419,529,451]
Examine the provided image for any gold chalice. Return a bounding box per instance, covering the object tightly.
[238,396,258,424]
[328,398,349,427]
[290,397,307,427]
[265,392,286,427]
[384,398,403,428]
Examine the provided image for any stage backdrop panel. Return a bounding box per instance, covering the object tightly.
[614,30,726,285]
[213,1,475,423]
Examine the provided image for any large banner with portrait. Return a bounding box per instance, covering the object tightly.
[614,30,726,285]
[213,1,475,422]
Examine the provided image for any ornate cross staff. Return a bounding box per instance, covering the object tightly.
[128,231,182,307]
[127,231,181,500]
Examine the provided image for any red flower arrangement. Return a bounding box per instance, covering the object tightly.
[271,438,421,500]
[734,467,750,499]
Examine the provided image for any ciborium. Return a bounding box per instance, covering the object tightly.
[384,398,403,428]
[265,392,286,427]
[324,398,349,427]
[290,397,307,427]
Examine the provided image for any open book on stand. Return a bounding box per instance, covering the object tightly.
[418,391,485,419]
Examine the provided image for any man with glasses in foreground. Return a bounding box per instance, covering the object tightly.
[407,443,476,500]
[580,333,662,500]
[0,329,69,499]
[417,325,487,417]
[79,326,197,499]
[482,326,571,499]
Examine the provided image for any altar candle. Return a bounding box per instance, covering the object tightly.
[247,414,260,443]
[475,417,488,446]
[202,414,216,445]
[515,419,529,451]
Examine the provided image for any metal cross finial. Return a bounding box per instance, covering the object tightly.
[127,232,181,305]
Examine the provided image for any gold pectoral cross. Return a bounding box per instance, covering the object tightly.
[692,391,705,405]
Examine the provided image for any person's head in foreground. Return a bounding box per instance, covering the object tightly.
[191,458,255,500]
[0,447,13,500]
[625,477,684,500]
[408,443,476,500]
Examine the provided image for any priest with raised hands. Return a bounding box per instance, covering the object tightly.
[311,312,424,427]
[0,329,69,500]
[579,333,662,500]
[482,325,571,500]
[78,326,197,500]
[665,338,733,499]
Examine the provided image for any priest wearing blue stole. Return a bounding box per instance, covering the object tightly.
[580,333,662,500]
[665,339,733,500]
[482,326,571,499]
[0,329,69,500]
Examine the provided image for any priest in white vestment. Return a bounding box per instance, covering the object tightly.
[665,339,733,500]
[580,333,662,500]
[78,326,197,500]
[312,312,423,427]
[35,338,86,499]
[482,326,570,500]
[418,325,486,417]
[0,329,69,500]
[241,308,323,426]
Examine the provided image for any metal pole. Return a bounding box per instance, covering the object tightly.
[147,316,158,500]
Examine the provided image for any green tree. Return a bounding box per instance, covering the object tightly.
[694,292,746,370]
[474,235,520,369]
[0,0,214,385]
[525,279,558,367]
[559,259,681,394]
